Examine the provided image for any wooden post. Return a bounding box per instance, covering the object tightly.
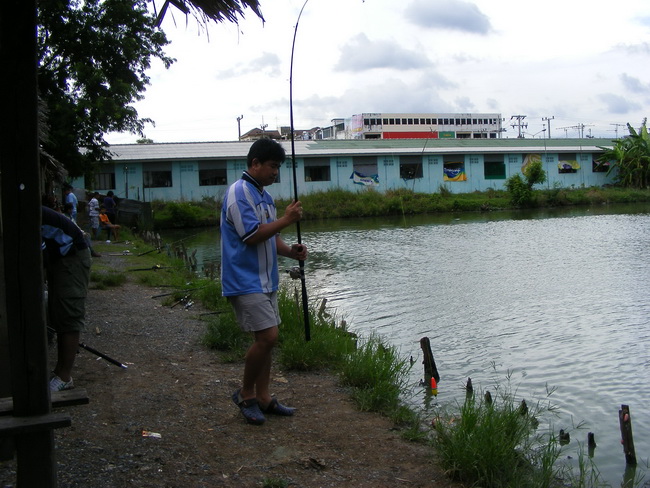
[465,378,473,399]
[419,337,440,384]
[619,404,636,465]
[587,432,596,458]
[0,0,62,485]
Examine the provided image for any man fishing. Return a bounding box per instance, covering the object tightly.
[221,138,307,425]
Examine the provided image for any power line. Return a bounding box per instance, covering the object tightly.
[510,115,527,138]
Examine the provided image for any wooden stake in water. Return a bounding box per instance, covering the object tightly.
[419,337,440,385]
[619,404,637,465]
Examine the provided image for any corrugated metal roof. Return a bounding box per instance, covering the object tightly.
[105,138,614,162]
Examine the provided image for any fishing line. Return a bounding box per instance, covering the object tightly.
[289,0,311,341]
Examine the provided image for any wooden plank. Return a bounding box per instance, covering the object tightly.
[0,413,71,436]
[0,389,89,416]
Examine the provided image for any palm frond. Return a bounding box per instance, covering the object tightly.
[154,0,263,26]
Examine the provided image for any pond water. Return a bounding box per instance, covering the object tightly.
[162,203,650,486]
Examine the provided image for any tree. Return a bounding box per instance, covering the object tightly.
[37,0,174,177]
[505,158,546,207]
[598,119,650,189]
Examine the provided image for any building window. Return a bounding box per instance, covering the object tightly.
[400,156,423,179]
[469,156,480,164]
[383,158,394,166]
[143,170,172,188]
[593,160,609,173]
[427,156,439,165]
[508,155,519,164]
[234,161,246,171]
[304,165,330,182]
[336,159,349,168]
[199,169,227,186]
[484,161,506,179]
[95,172,115,190]
[304,157,330,182]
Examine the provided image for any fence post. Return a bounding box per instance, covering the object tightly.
[619,404,636,465]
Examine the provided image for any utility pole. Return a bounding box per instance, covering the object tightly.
[260,122,268,138]
[610,123,626,138]
[542,116,554,139]
[236,114,243,140]
[510,115,528,138]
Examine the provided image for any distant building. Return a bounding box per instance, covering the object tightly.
[71,138,615,203]
[242,112,505,141]
[338,112,504,140]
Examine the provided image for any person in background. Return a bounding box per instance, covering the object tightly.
[63,202,101,258]
[221,138,308,425]
[63,184,78,222]
[42,205,91,391]
[87,191,100,239]
[103,190,117,224]
[99,205,121,242]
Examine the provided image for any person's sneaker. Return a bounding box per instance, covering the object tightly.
[50,375,74,392]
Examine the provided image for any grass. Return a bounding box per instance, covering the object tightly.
[148,187,650,230]
[431,383,564,488]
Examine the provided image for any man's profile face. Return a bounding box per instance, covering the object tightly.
[250,158,281,187]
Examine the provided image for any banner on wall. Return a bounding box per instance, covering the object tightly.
[522,154,542,173]
[558,159,580,172]
[350,171,379,186]
[443,163,467,181]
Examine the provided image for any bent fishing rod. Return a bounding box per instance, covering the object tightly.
[289,0,311,341]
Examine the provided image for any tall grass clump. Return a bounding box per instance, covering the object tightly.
[432,385,565,488]
[276,288,357,371]
[338,333,411,414]
[202,311,250,360]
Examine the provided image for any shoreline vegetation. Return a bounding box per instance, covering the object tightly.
[150,186,650,229]
[89,218,641,487]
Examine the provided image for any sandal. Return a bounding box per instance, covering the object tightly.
[232,389,266,425]
[261,398,295,417]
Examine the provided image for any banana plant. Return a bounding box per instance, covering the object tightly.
[598,118,649,188]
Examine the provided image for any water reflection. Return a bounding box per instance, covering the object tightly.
[162,204,650,486]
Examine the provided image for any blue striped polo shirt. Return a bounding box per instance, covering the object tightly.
[220,172,279,296]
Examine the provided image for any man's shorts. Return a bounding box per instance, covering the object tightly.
[47,248,91,334]
[89,215,99,230]
[228,291,281,332]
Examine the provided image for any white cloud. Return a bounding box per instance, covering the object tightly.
[598,94,642,115]
[405,0,492,34]
[335,33,433,71]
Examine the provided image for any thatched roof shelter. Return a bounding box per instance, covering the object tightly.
[154,0,263,25]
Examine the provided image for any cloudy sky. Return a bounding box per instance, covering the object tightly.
[105,0,650,144]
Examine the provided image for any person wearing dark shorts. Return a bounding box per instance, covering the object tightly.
[42,205,92,391]
[221,138,308,425]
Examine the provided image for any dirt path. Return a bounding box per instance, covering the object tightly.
[1,250,457,488]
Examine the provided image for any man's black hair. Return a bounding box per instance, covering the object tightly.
[246,138,286,167]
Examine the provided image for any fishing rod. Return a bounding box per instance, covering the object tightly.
[47,326,127,369]
[289,0,311,341]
